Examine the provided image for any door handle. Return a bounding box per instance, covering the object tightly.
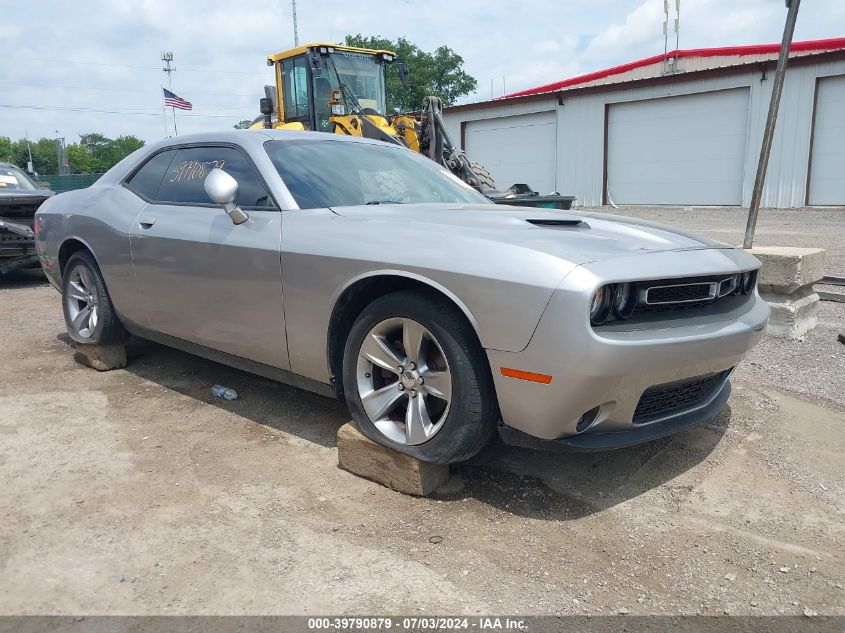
[139,217,156,229]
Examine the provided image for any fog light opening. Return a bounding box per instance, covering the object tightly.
[575,406,602,433]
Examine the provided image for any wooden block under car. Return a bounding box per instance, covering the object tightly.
[336,422,449,496]
[73,343,127,371]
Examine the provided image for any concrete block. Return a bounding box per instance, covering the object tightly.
[336,423,449,496]
[73,343,127,371]
[750,246,826,294]
[760,287,819,339]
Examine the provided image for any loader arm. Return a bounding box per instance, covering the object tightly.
[419,96,490,191]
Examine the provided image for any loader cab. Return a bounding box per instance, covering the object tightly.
[267,43,396,132]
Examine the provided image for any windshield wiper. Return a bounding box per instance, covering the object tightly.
[365,200,404,205]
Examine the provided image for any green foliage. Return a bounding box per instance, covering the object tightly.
[0,137,15,164]
[66,144,100,175]
[0,133,144,175]
[233,119,253,129]
[342,35,477,112]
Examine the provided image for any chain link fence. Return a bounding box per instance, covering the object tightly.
[37,174,104,193]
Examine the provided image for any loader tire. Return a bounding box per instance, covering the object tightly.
[468,160,495,189]
[371,169,407,201]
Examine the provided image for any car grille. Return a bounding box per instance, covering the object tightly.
[632,273,753,316]
[647,283,713,304]
[632,370,730,425]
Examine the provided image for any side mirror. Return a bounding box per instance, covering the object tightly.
[204,168,249,225]
[259,97,274,129]
[397,61,410,87]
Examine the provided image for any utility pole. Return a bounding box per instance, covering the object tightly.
[24,129,34,174]
[161,51,176,136]
[743,0,801,249]
[662,0,669,74]
[54,131,67,176]
[674,0,680,54]
[291,0,300,46]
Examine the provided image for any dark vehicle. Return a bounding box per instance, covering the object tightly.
[0,162,54,274]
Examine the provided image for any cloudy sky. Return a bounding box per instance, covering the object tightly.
[2,0,844,143]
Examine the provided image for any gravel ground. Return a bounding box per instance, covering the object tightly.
[1,207,844,617]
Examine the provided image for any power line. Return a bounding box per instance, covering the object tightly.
[0,104,254,118]
[5,54,266,75]
[4,81,263,98]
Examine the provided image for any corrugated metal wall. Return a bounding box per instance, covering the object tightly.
[444,57,845,208]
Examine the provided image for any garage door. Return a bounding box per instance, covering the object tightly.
[464,111,556,194]
[606,88,750,205]
[808,75,845,206]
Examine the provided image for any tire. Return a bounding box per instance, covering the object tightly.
[342,290,498,464]
[468,160,495,189]
[62,250,128,345]
[369,169,408,202]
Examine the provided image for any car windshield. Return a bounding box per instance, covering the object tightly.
[0,165,37,190]
[265,139,491,209]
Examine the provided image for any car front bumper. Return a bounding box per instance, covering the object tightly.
[486,249,770,447]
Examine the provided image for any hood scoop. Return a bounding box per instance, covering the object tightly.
[526,218,588,229]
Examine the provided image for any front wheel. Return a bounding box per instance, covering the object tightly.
[342,291,498,464]
[62,250,128,345]
[468,160,495,189]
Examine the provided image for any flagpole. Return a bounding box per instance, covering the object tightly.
[161,86,169,138]
[172,107,178,136]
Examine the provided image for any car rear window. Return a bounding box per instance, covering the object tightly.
[155,146,274,208]
[126,150,177,200]
[264,139,490,209]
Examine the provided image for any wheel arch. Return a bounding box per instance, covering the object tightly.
[58,236,99,279]
[326,270,482,398]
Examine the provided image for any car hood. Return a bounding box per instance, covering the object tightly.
[329,203,732,264]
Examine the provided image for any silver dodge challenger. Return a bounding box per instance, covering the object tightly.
[35,131,769,463]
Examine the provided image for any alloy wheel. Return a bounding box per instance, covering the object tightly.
[356,317,452,445]
[65,265,99,340]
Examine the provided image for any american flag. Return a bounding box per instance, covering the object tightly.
[163,88,192,111]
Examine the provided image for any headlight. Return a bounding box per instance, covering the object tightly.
[612,282,637,319]
[590,286,612,325]
[591,282,639,325]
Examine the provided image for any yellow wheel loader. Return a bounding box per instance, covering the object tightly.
[253,43,574,209]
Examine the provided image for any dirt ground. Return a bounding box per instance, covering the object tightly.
[0,207,843,617]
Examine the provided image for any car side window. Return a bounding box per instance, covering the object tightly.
[125,150,177,200]
[155,146,274,208]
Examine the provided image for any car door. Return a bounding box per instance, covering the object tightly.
[127,144,289,370]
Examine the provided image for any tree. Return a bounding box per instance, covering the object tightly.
[343,35,477,112]
[66,143,100,174]
[0,137,15,164]
[21,139,59,176]
[101,135,145,167]
[233,120,253,129]
[75,133,144,172]
[0,133,144,175]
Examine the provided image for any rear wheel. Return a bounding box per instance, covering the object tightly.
[343,291,498,464]
[62,250,128,345]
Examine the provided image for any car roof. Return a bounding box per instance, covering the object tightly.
[144,129,394,153]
